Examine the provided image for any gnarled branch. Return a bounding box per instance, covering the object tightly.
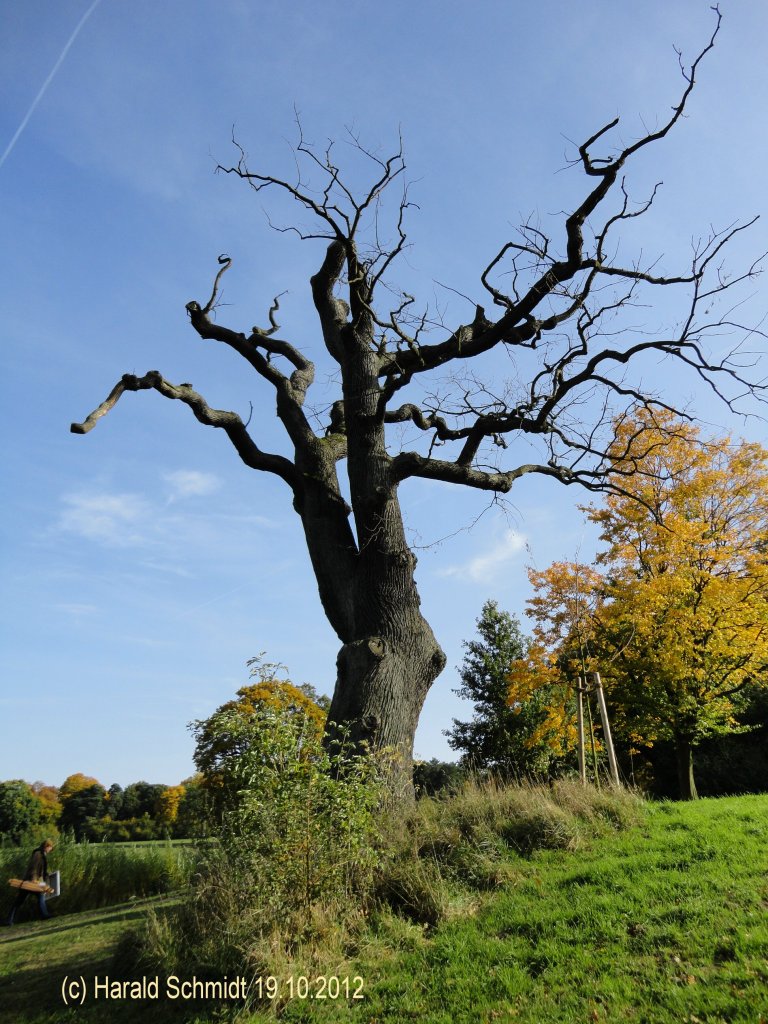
[71,371,298,488]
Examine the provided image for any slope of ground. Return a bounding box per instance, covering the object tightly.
[1,794,766,1023]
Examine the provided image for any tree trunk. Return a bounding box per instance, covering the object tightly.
[320,471,447,788]
[315,273,448,787]
[674,735,698,800]
[328,606,446,771]
[293,357,447,787]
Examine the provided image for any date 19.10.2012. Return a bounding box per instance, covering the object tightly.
[254,975,364,1001]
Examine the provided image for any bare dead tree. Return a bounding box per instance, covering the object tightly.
[72,9,766,784]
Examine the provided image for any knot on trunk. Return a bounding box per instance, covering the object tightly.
[340,636,386,660]
[431,648,447,674]
[367,636,385,659]
[336,637,387,692]
[361,715,379,742]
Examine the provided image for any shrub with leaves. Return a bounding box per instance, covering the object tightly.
[215,703,384,921]
[143,695,385,984]
[191,657,329,818]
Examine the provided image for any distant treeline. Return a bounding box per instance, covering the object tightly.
[0,773,210,845]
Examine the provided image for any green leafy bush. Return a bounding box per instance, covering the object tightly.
[217,704,384,919]
[135,694,642,1007]
[142,700,385,984]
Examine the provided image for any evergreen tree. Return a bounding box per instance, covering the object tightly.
[447,601,555,777]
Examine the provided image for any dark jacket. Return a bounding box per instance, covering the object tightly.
[23,845,48,883]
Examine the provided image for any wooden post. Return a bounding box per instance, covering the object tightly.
[593,671,621,788]
[576,677,586,784]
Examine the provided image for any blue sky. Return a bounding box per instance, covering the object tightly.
[2,0,768,789]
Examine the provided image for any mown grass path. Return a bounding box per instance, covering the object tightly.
[0,897,183,1024]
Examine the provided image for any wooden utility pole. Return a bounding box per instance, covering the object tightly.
[593,671,621,788]
[576,677,587,784]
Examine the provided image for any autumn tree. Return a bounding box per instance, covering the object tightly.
[192,658,328,809]
[522,412,768,799]
[506,562,601,772]
[58,773,101,804]
[72,12,766,781]
[591,413,768,799]
[30,782,62,831]
[155,784,186,833]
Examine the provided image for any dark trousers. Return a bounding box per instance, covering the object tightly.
[7,887,50,924]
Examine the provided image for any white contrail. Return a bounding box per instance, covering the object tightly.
[0,0,102,170]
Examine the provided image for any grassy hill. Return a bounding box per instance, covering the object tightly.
[1,792,766,1023]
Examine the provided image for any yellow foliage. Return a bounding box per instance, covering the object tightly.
[59,773,102,803]
[220,681,326,739]
[523,408,768,752]
[155,784,186,827]
[30,782,62,826]
[193,679,328,787]
[506,643,578,756]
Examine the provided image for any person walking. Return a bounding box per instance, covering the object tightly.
[6,839,54,925]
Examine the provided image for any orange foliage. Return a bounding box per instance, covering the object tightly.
[505,560,605,758]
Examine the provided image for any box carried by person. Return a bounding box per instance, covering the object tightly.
[8,878,54,895]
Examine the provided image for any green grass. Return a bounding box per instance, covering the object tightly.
[266,793,768,1023]
[1,838,194,916]
[1,792,767,1023]
[0,897,187,1024]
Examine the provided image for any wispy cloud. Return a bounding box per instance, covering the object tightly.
[138,559,196,579]
[164,470,220,501]
[54,602,99,616]
[59,492,150,547]
[438,528,527,583]
[56,485,280,570]
[171,582,257,619]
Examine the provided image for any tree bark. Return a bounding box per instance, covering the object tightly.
[329,606,446,768]
[70,16,763,803]
[674,735,699,800]
[295,444,447,780]
[320,257,447,779]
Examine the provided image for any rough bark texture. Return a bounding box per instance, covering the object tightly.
[70,10,766,791]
